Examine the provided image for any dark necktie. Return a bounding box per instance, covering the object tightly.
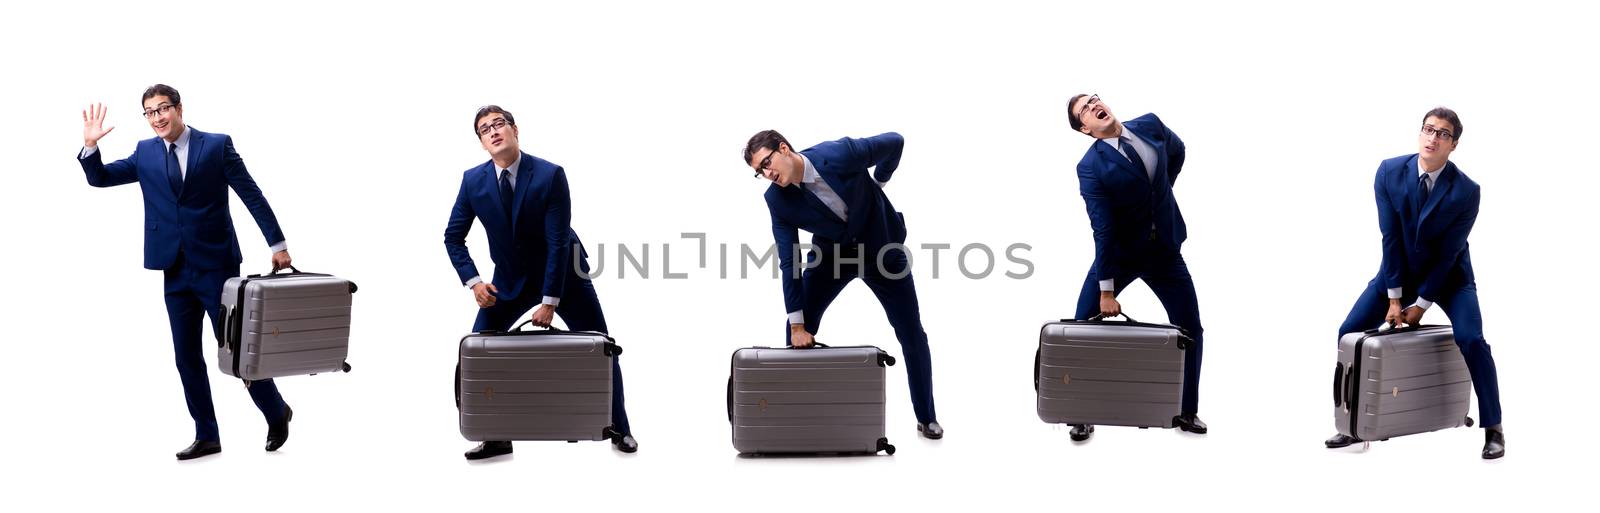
[1419,174,1432,206]
[166,142,183,195]
[500,169,515,220]
[1120,136,1147,180]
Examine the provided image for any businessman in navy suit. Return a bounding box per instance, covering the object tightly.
[1325,108,1505,459]
[78,85,295,460]
[743,130,943,440]
[1065,94,1208,441]
[445,105,637,460]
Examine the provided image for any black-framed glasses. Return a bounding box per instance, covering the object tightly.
[1421,124,1455,141]
[142,103,177,119]
[477,118,510,137]
[752,148,779,179]
[1075,94,1100,122]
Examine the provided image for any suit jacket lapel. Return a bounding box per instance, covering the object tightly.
[1097,141,1146,184]
[814,157,866,238]
[510,154,535,231]
[1406,155,1424,217]
[180,128,203,199]
[1420,164,1453,226]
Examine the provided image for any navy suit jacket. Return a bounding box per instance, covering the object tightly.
[1075,113,1187,279]
[1376,154,1479,302]
[766,132,908,314]
[78,127,286,271]
[444,152,589,301]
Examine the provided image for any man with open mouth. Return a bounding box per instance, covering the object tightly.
[1063,94,1208,442]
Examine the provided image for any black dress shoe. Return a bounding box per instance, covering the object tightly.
[917,422,944,440]
[465,441,513,460]
[265,406,293,452]
[613,435,638,453]
[1173,414,1208,434]
[1070,424,1094,442]
[1482,429,1505,460]
[176,440,221,460]
[1325,433,1361,448]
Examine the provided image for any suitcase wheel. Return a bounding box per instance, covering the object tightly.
[567,440,578,443]
[342,362,352,373]
[1464,416,1474,427]
[876,437,895,455]
[1138,426,1148,429]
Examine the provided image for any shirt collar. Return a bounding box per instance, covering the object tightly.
[1098,123,1131,148]
[497,153,522,179]
[169,125,192,150]
[1419,159,1445,178]
[800,153,819,184]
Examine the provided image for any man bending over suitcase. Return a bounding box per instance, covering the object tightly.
[742,130,944,441]
[1326,107,1504,459]
[444,105,638,459]
[1064,94,1208,441]
[77,85,297,460]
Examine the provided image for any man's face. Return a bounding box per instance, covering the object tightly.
[1419,115,1458,163]
[749,144,804,188]
[143,95,184,141]
[1071,94,1117,136]
[477,114,519,157]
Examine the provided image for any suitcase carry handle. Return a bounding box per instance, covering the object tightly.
[512,319,566,332]
[1366,322,1443,335]
[502,320,622,356]
[1086,312,1139,323]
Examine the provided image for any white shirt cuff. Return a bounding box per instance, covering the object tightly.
[269,241,288,254]
[1098,279,1115,292]
[787,310,805,325]
[876,180,887,188]
[542,296,560,307]
[1387,287,1402,299]
[81,146,99,159]
[465,276,483,288]
[1411,298,1433,311]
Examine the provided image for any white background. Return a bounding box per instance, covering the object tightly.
[2,0,1594,509]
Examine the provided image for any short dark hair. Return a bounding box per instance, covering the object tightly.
[1422,107,1462,142]
[1066,93,1089,133]
[474,105,516,136]
[142,84,181,106]
[743,130,790,166]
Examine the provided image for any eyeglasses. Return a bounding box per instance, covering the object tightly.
[477,118,510,137]
[752,148,779,179]
[1421,124,1455,141]
[1075,94,1100,122]
[142,103,177,119]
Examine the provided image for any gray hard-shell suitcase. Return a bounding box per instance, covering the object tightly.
[727,344,898,455]
[1035,314,1190,428]
[218,267,357,382]
[1334,325,1474,442]
[457,321,625,443]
